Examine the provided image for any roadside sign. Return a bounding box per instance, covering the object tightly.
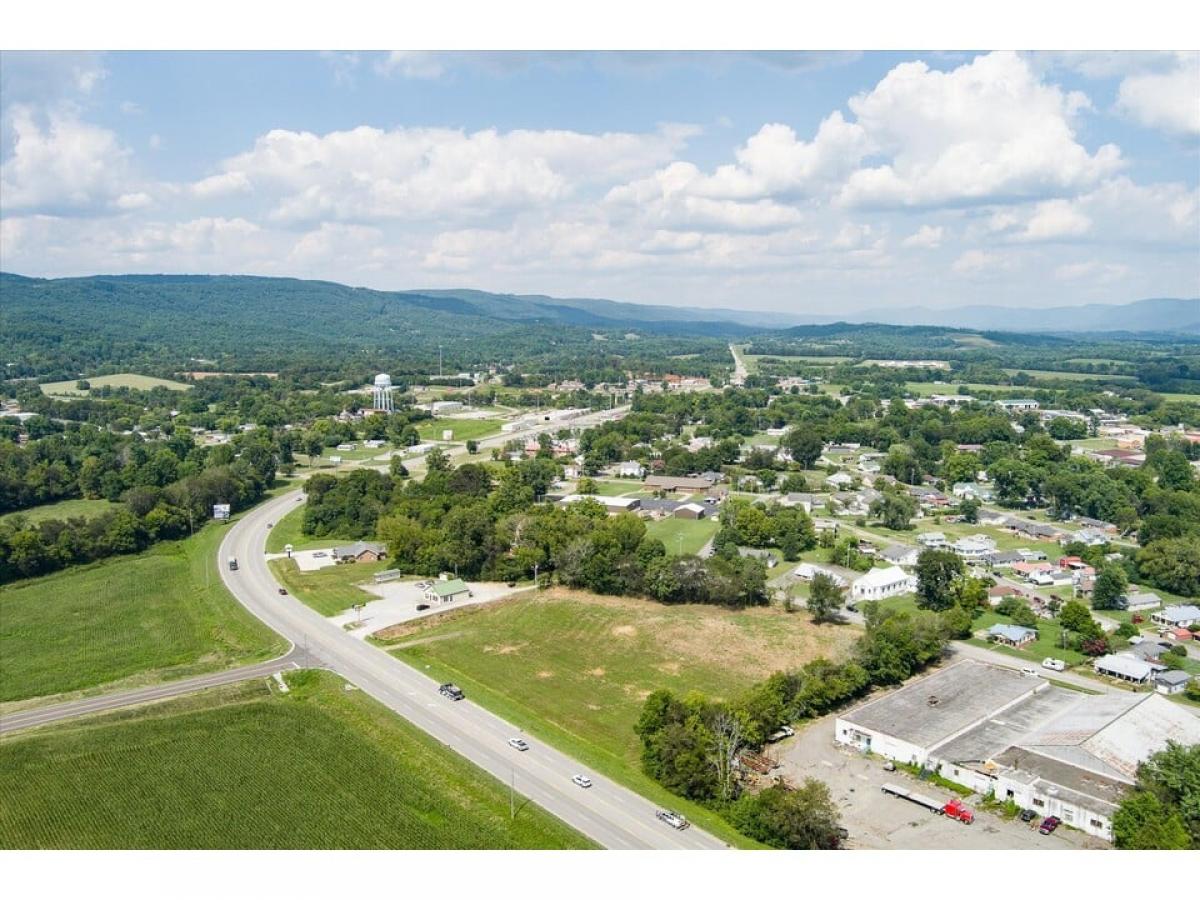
[212,503,231,520]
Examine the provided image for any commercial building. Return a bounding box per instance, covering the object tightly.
[835,660,1200,840]
[332,541,387,563]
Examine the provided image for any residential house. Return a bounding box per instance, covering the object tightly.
[332,541,387,563]
[988,623,1037,647]
[825,471,855,489]
[1121,591,1162,612]
[952,482,994,502]
[917,531,947,548]
[1093,654,1155,684]
[881,544,919,567]
[950,534,997,560]
[1152,605,1200,629]
[793,563,849,587]
[1154,671,1192,696]
[616,461,645,479]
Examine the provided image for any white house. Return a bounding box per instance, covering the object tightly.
[1154,671,1192,696]
[950,534,997,559]
[616,461,645,479]
[851,566,918,601]
[1093,654,1155,684]
[825,471,854,488]
[881,544,919,567]
[1152,605,1200,629]
[917,531,947,548]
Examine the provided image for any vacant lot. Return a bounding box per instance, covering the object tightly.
[0,497,116,526]
[39,373,192,396]
[0,525,285,704]
[644,516,719,555]
[417,418,502,442]
[381,588,859,846]
[269,556,383,616]
[0,673,592,849]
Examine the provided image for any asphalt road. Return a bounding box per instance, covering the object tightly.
[0,650,307,735]
[220,489,727,850]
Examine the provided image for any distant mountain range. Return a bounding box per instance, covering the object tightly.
[4,272,1196,337]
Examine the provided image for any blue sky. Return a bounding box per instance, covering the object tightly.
[1,50,1196,312]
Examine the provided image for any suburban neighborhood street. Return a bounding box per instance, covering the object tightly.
[219,489,728,850]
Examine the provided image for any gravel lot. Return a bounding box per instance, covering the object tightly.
[774,714,1107,850]
[330,580,530,638]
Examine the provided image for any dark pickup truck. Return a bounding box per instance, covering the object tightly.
[438,683,465,701]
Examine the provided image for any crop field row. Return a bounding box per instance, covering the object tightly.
[0,673,592,849]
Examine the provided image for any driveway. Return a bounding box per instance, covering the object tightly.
[773,714,1106,850]
[329,580,532,638]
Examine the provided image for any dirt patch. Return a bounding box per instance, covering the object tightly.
[536,670,554,679]
[587,667,606,677]
[611,625,638,637]
[656,661,681,676]
[380,631,465,651]
[483,643,526,655]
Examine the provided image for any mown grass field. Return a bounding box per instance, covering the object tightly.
[380,589,860,847]
[0,672,593,849]
[644,516,719,555]
[0,522,285,705]
[417,417,503,442]
[262,502,347,554]
[39,373,192,396]
[268,556,382,616]
[0,497,116,526]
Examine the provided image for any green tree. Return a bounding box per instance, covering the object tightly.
[915,549,964,612]
[1091,564,1128,611]
[728,780,844,850]
[807,573,845,624]
[1112,791,1192,849]
[869,490,917,531]
[781,428,824,469]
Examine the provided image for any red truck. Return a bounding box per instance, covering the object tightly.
[882,783,975,824]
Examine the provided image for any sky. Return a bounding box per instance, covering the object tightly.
[1,49,1197,314]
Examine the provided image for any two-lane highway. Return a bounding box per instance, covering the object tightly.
[219,489,728,850]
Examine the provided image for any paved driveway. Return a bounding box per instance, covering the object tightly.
[329,580,531,638]
[773,715,1106,850]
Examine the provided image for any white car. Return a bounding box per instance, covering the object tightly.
[1042,658,1066,672]
[572,774,592,789]
[508,738,530,752]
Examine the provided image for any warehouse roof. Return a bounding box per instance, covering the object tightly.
[839,660,1040,750]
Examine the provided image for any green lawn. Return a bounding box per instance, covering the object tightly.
[644,516,719,555]
[1001,368,1137,382]
[0,522,286,704]
[381,589,861,849]
[263,503,346,554]
[0,497,117,526]
[39,373,192,396]
[268,556,382,616]
[967,609,1087,667]
[0,672,592,849]
[588,478,645,496]
[417,418,503,442]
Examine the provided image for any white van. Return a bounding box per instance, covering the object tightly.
[1020,666,1039,677]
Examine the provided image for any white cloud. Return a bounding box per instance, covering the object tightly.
[1015,199,1092,241]
[1116,53,1200,136]
[838,52,1122,208]
[196,123,695,225]
[952,249,1008,275]
[0,108,136,214]
[901,224,944,248]
[375,51,445,80]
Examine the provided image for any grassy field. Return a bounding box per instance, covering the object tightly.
[1158,391,1200,403]
[39,373,192,396]
[0,672,592,849]
[588,478,645,496]
[268,556,382,616]
[0,523,286,705]
[0,497,116,526]
[1001,368,1136,382]
[644,516,720,555]
[263,502,347,554]
[380,588,860,847]
[903,381,1030,397]
[417,418,503,442]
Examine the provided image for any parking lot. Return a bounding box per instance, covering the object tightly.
[329,580,530,638]
[774,715,1106,850]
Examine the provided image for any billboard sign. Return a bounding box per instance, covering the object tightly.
[213,503,231,520]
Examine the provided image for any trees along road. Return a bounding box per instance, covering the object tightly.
[220,488,728,850]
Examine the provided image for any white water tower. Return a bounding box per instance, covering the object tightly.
[373,373,395,414]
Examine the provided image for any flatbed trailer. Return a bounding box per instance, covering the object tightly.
[881,782,947,813]
[881,782,974,823]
